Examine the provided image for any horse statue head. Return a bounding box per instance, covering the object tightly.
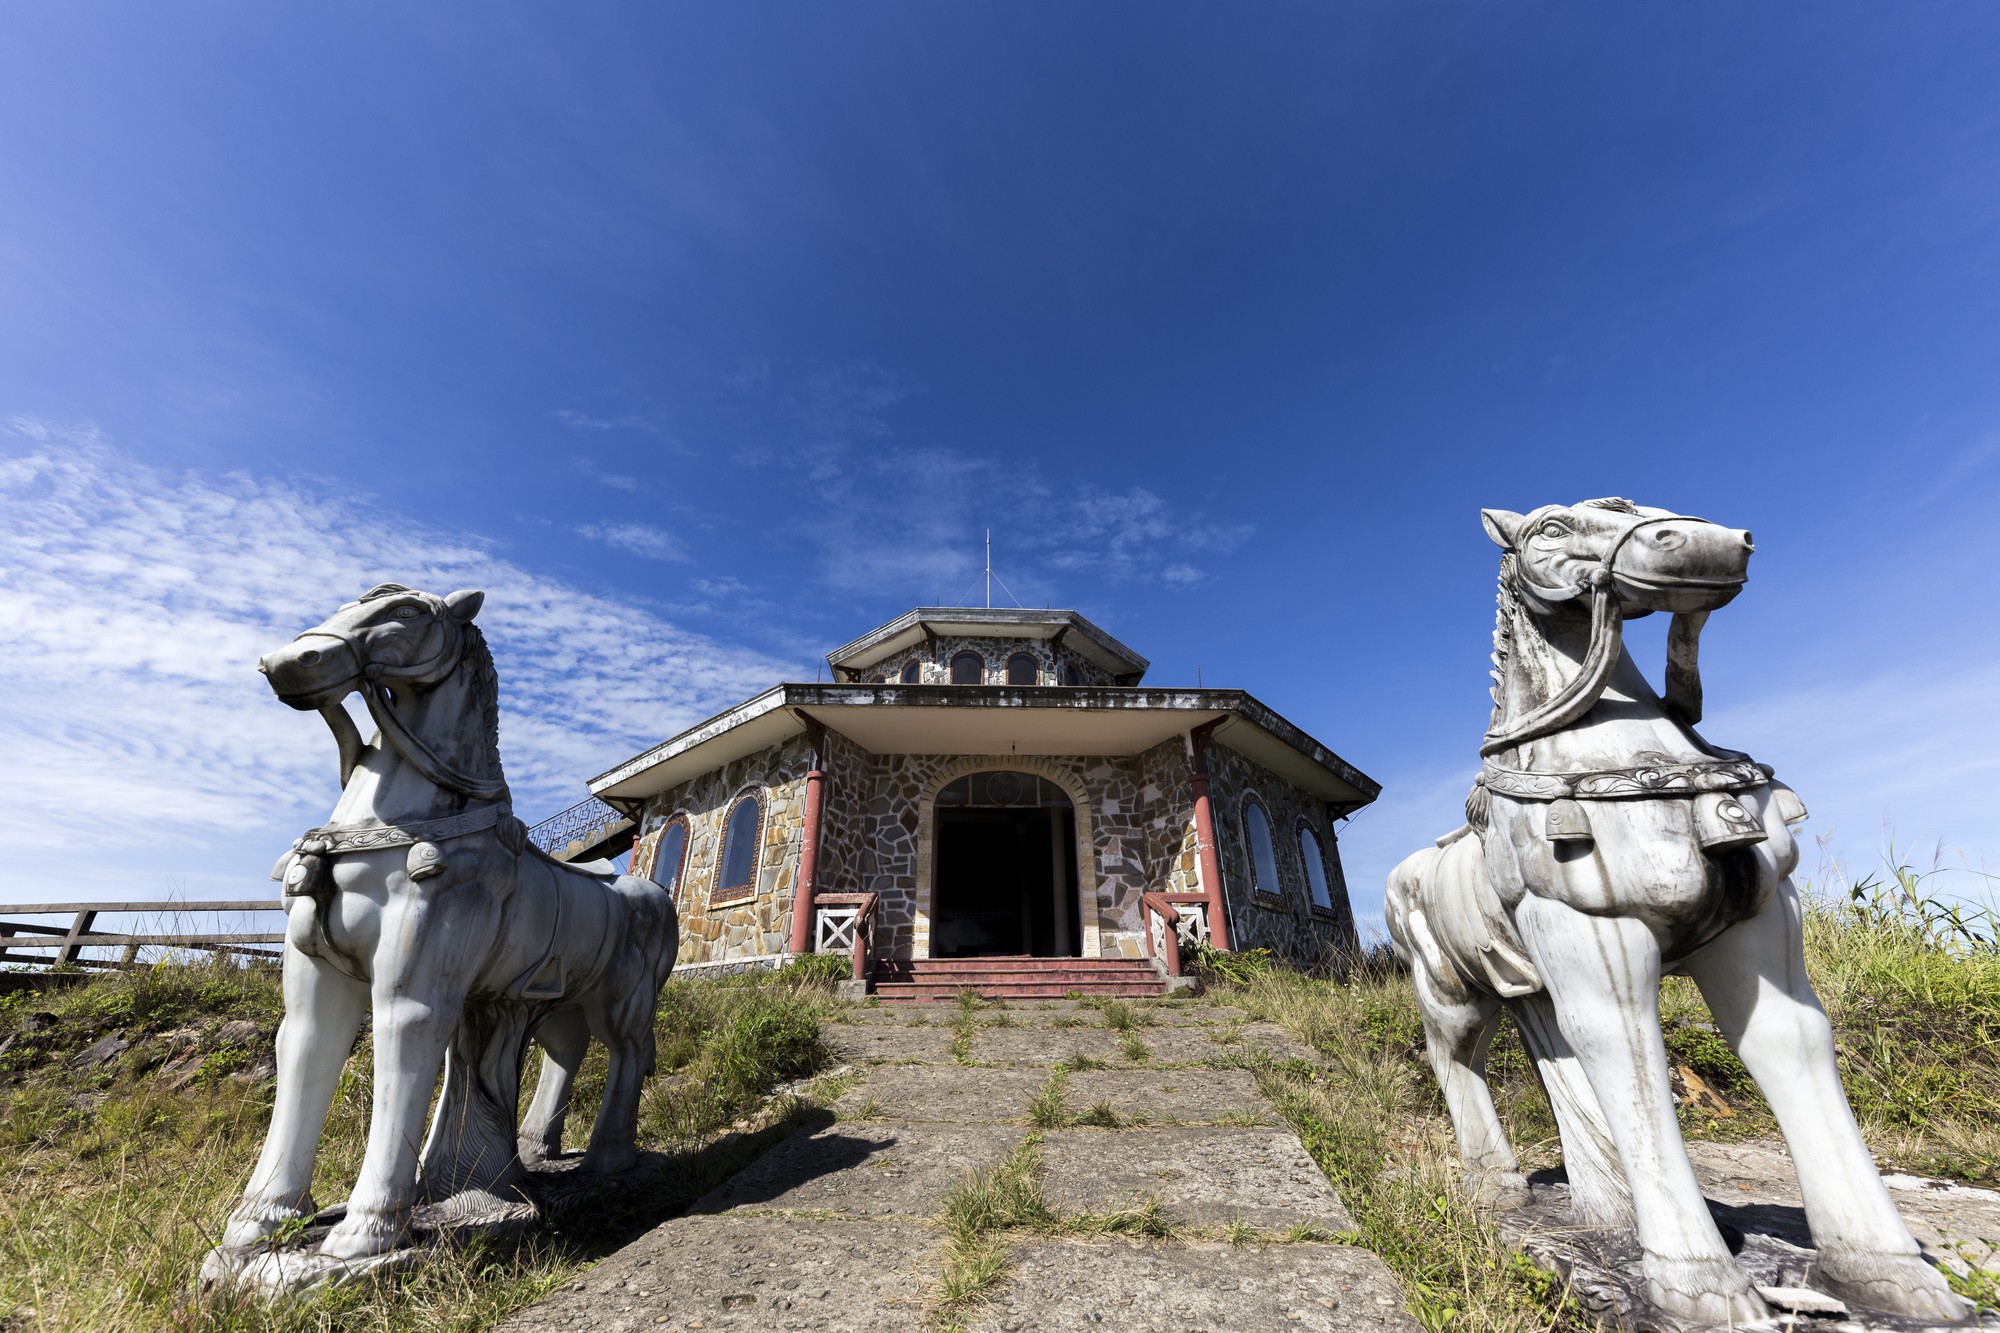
[1477,499,1754,760]
[260,582,488,710]
[259,582,506,806]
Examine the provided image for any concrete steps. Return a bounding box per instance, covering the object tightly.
[871,956,1168,1002]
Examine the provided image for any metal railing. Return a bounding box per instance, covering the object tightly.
[527,796,632,860]
[0,901,287,970]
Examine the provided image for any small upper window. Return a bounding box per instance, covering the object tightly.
[1059,662,1084,686]
[1006,652,1038,686]
[950,651,984,685]
[715,791,764,900]
[1243,798,1281,898]
[900,660,921,684]
[1298,824,1333,911]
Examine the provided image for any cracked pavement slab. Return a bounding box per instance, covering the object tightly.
[963,1236,1421,1331]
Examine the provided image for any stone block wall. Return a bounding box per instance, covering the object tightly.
[638,732,814,968]
[1203,741,1359,968]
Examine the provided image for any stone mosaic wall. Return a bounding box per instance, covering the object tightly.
[779,738,1177,961]
[638,719,1354,972]
[639,733,813,968]
[1137,737,1203,900]
[857,635,1122,687]
[1203,741,1359,968]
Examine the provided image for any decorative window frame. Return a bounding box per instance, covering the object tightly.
[631,812,692,900]
[1005,651,1039,686]
[949,650,986,685]
[1239,792,1286,904]
[900,660,922,684]
[710,787,767,907]
[1295,817,1339,920]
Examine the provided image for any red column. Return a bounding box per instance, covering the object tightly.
[1187,721,1231,951]
[788,716,830,956]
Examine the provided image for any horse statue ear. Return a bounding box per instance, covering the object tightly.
[1481,509,1526,551]
[444,590,485,624]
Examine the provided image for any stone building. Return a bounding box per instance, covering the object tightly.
[581,608,1379,995]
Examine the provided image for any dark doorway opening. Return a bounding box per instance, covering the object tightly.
[931,772,1080,958]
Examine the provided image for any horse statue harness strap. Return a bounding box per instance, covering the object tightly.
[277,803,518,898]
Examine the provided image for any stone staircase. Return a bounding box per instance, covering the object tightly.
[869,955,1169,1002]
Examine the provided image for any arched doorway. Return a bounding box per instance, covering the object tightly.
[929,770,1081,958]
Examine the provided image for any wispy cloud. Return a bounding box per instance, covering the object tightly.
[1037,485,1253,589]
[784,360,922,441]
[718,360,1254,603]
[577,520,689,562]
[574,456,643,492]
[0,421,785,898]
[554,409,660,433]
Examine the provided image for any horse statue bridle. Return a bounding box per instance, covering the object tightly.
[290,593,508,803]
[1483,514,1730,757]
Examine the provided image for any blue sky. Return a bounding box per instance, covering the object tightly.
[3,5,1997,933]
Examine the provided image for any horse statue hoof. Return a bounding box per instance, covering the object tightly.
[219,1194,320,1251]
[1468,1168,1531,1211]
[1815,1249,1970,1322]
[1643,1254,1769,1325]
[320,1211,407,1261]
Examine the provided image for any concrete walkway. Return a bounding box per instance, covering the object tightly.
[501,998,1420,1332]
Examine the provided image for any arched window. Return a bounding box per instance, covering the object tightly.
[1059,662,1084,686]
[642,816,691,900]
[950,651,984,685]
[900,660,922,684]
[1242,797,1281,898]
[1006,652,1038,686]
[1298,823,1333,911]
[714,791,764,901]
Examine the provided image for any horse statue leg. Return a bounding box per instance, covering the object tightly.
[1515,892,1771,1325]
[321,876,502,1261]
[1682,856,1964,1320]
[517,1007,590,1165]
[221,901,369,1250]
[1387,848,1529,1207]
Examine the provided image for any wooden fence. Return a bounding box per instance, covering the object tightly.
[0,901,287,970]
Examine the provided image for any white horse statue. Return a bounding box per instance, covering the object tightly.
[205,583,678,1287]
[1386,501,1964,1325]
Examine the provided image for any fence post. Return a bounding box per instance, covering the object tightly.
[54,910,98,967]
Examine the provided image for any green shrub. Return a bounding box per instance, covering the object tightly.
[1186,943,1273,988]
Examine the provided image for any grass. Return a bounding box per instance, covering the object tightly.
[926,1135,1176,1330]
[947,992,981,1064]
[0,955,843,1332]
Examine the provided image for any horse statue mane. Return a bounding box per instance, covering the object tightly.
[1387,501,1968,1326]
